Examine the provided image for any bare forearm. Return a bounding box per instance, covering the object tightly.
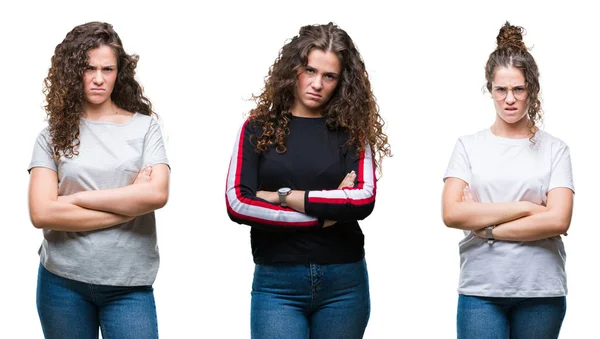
[493,210,570,241]
[31,201,133,232]
[443,201,537,230]
[69,183,167,216]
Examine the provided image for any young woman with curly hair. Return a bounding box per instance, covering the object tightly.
[225,22,391,338]
[442,22,574,339]
[28,22,169,339]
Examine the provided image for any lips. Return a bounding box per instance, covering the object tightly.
[307,92,321,99]
[90,88,105,92]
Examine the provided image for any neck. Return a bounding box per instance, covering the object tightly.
[83,100,118,120]
[491,116,533,139]
[289,102,322,118]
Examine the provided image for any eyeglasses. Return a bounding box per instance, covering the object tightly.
[491,85,528,101]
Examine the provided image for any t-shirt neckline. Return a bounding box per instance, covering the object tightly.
[81,113,139,126]
[486,128,537,146]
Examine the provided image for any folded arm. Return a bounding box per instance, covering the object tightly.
[442,177,543,230]
[225,120,323,230]
[29,167,133,231]
[301,144,376,221]
[477,187,573,241]
[61,164,170,216]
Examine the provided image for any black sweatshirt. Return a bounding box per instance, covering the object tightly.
[226,116,376,264]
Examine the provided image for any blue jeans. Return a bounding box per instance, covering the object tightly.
[457,294,566,339]
[36,264,158,339]
[251,258,370,339]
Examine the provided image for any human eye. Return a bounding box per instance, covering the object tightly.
[304,67,315,74]
[102,67,115,73]
[84,65,95,72]
[513,86,526,94]
[324,73,337,81]
[494,87,507,94]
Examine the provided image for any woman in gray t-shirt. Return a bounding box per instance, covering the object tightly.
[442,22,574,339]
[28,22,169,339]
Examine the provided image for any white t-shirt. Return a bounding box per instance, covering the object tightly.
[28,113,169,286]
[443,128,574,297]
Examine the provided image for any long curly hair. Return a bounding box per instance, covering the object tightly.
[249,22,391,173]
[43,21,152,158]
[485,21,542,143]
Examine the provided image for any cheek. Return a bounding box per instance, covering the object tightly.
[82,75,91,87]
[492,100,503,113]
[106,74,118,88]
[324,82,339,97]
[297,74,309,89]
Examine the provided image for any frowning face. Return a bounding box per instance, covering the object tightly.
[291,49,341,117]
[491,66,528,125]
[82,45,118,107]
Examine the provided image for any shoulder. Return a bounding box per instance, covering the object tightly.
[241,117,263,136]
[535,129,569,149]
[132,112,156,126]
[455,128,489,148]
[38,126,51,137]
[128,113,162,135]
[34,127,52,143]
[459,128,489,142]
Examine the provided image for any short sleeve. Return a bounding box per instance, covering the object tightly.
[548,143,574,193]
[443,138,471,184]
[28,128,57,173]
[143,119,169,169]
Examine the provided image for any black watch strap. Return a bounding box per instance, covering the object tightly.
[486,225,495,245]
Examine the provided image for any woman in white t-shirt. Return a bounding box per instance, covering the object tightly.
[442,22,574,339]
[28,22,169,339]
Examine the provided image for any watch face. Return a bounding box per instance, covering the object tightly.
[278,187,291,195]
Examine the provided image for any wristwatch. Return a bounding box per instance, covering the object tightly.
[486,225,496,245]
[277,187,292,207]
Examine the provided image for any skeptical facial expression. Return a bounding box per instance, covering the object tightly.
[491,66,529,125]
[82,45,118,106]
[292,49,341,117]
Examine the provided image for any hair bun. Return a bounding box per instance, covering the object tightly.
[496,21,527,51]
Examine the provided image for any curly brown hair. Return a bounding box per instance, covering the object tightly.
[485,21,542,143]
[249,22,391,173]
[43,21,152,158]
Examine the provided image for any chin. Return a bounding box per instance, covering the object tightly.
[85,97,109,105]
[502,116,527,125]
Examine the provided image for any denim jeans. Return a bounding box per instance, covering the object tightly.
[251,258,370,339]
[36,264,158,339]
[457,294,566,339]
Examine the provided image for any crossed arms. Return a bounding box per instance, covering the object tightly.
[225,120,376,231]
[29,164,169,232]
[442,177,573,242]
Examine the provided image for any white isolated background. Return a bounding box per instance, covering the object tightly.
[0,0,598,338]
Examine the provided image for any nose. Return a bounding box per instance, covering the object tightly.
[92,70,104,85]
[311,75,323,91]
[505,89,516,104]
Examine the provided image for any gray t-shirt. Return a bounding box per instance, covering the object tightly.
[444,128,574,297]
[28,113,169,286]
